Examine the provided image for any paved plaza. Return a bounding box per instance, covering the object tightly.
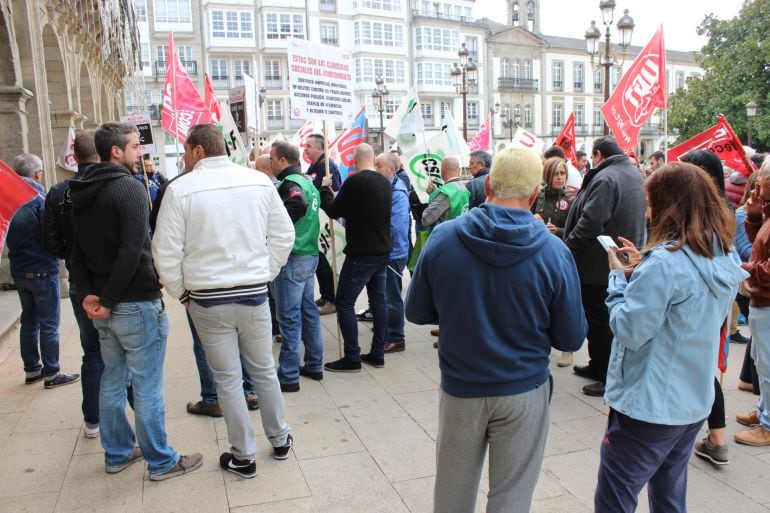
[0,289,769,513]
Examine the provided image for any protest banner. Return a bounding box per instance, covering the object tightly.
[287,38,356,123]
[668,115,756,176]
[121,112,156,154]
[55,126,77,172]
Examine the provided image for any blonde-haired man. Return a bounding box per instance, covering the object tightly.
[406,148,587,513]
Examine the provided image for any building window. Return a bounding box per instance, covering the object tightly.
[468,102,479,123]
[574,103,584,128]
[552,103,563,128]
[414,26,459,52]
[594,106,602,127]
[421,103,433,121]
[154,0,191,23]
[675,70,685,90]
[384,96,402,118]
[211,10,253,39]
[266,99,283,129]
[574,63,584,92]
[264,59,282,88]
[135,0,147,22]
[321,23,338,45]
[512,59,520,79]
[501,58,509,79]
[355,0,402,12]
[552,61,563,91]
[320,0,336,13]
[210,59,227,80]
[611,67,621,88]
[157,44,192,62]
[594,69,602,93]
[356,58,406,84]
[465,37,478,59]
[513,104,521,124]
[354,21,404,47]
[523,59,531,79]
[265,13,305,40]
[441,101,452,120]
[140,43,150,68]
[524,104,532,127]
[234,60,250,80]
[415,62,452,86]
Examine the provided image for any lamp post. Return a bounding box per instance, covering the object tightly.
[256,86,266,148]
[495,102,515,142]
[371,75,389,149]
[584,0,634,135]
[451,43,478,141]
[746,100,757,147]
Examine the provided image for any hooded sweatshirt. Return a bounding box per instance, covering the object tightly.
[405,204,587,398]
[605,243,748,425]
[68,162,161,308]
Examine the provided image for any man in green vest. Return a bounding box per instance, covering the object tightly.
[422,156,470,231]
[270,141,324,393]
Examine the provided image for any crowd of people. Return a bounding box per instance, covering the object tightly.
[4,120,770,512]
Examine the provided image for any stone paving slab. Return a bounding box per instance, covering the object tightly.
[0,292,768,512]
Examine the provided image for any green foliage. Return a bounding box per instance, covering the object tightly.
[667,0,770,150]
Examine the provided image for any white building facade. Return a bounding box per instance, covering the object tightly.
[128,0,701,171]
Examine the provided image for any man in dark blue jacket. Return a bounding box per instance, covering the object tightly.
[7,153,79,389]
[406,148,586,513]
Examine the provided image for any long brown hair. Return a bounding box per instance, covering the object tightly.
[645,162,735,258]
[542,157,566,189]
[740,171,761,207]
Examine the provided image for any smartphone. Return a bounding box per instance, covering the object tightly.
[597,235,628,264]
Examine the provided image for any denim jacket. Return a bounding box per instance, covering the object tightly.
[604,243,747,425]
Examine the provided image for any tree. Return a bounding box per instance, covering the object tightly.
[668,0,770,151]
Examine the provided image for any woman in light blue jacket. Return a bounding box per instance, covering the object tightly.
[594,162,748,513]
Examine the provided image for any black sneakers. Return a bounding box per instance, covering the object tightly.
[360,353,384,368]
[273,434,293,460]
[220,452,257,478]
[280,382,300,393]
[299,366,323,381]
[44,373,80,389]
[324,358,361,372]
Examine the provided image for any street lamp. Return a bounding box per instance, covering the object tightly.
[371,75,389,149]
[585,1,634,135]
[746,100,757,147]
[451,43,478,141]
[256,86,267,148]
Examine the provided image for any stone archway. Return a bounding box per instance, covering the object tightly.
[78,61,97,127]
[43,24,75,183]
[0,6,15,86]
[0,4,31,164]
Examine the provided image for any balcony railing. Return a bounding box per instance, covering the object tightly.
[320,0,336,13]
[212,77,229,90]
[574,81,583,92]
[267,118,284,130]
[497,78,539,92]
[594,82,602,93]
[468,117,480,127]
[552,80,563,91]
[321,37,338,46]
[411,9,474,23]
[264,77,283,90]
[154,60,198,77]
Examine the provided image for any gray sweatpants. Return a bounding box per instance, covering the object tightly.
[188,301,290,460]
[434,382,550,513]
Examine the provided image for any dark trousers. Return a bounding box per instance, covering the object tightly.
[336,255,387,361]
[581,283,613,382]
[69,285,104,426]
[15,273,61,377]
[707,377,726,430]
[316,253,336,303]
[595,409,703,513]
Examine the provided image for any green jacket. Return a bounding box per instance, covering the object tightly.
[531,186,572,239]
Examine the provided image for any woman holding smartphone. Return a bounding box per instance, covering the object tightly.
[594,162,747,513]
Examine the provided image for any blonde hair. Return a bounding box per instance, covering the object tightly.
[489,148,543,199]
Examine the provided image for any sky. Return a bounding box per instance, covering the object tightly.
[475,0,745,52]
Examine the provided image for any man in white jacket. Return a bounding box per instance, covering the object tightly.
[152,124,295,479]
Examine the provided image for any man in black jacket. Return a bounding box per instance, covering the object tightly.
[319,143,392,372]
[563,136,647,397]
[69,122,202,480]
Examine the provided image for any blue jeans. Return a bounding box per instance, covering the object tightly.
[69,283,103,426]
[94,300,178,475]
[188,311,255,405]
[14,273,61,378]
[336,255,387,361]
[750,306,770,429]
[274,254,324,384]
[386,258,407,342]
[595,409,703,513]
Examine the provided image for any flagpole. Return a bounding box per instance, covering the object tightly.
[323,120,343,359]
[664,63,670,163]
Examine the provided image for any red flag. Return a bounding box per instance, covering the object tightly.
[0,160,38,250]
[667,115,756,176]
[718,319,729,374]
[161,33,213,144]
[469,113,491,152]
[554,112,578,167]
[203,73,222,124]
[328,107,366,181]
[601,26,667,151]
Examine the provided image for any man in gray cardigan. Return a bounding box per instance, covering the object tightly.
[563,136,647,397]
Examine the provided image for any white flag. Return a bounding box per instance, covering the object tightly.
[385,87,424,151]
[401,130,467,202]
[56,127,77,172]
[290,120,337,172]
[218,108,249,167]
[511,127,544,156]
[439,111,470,167]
